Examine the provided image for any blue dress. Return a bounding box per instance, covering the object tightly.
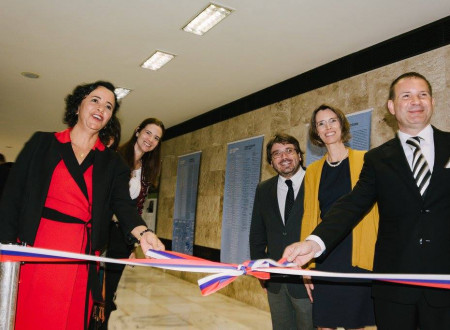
[312,158,375,328]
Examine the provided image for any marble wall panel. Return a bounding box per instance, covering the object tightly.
[441,46,450,129]
[252,106,272,135]
[201,144,227,173]
[197,170,224,197]
[269,100,291,134]
[194,195,222,249]
[157,196,174,237]
[155,45,450,310]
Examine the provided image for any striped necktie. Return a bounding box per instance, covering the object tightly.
[284,179,294,223]
[406,137,431,196]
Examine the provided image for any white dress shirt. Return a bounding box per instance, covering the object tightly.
[129,167,142,200]
[277,167,305,224]
[397,124,434,172]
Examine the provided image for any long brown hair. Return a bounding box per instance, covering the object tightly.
[118,118,165,189]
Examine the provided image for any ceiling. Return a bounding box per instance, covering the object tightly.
[1,1,449,160]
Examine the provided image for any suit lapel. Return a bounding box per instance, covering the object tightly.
[91,149,110,227]
[382,136,423,201]
[44,136,64,180]
[427,127,450,194]
[268,176,284,226]
[288,181,304,223]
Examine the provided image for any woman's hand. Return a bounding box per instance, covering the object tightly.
[132,226,165,256]
[139,231,165,256]
[303,275,314,302]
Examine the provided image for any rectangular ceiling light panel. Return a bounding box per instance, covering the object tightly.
[114,87,131,100]
[183,3,233,36]
[141,51,175,71]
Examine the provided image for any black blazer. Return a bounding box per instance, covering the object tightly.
[314,127,450,306]
[0,132,145,251]
[0,162,13,199]
[250,175,308,299]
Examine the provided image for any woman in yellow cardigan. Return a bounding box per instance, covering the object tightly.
[301,104,379,330]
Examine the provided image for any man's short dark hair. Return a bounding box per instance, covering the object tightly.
[388,72,432,100]
[266,133,304,167]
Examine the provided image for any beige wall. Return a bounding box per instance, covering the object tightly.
[156,45,450,310]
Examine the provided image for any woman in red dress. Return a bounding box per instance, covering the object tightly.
[0,81,165,329]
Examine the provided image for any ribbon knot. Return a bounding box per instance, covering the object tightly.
[195,258,293,295]
[236,264,247,274]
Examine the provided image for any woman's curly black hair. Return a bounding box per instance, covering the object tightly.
[63,81,120,146]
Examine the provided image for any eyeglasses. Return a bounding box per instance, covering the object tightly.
[316,117,339,129]
[271,148,297,159]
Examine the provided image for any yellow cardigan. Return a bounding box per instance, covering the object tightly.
[300,148,379,271]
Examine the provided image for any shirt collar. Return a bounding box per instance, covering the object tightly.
[278,166,305,188]
[397,124,433,145]
[54,127,106,151]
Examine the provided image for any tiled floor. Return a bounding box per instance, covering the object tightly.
[109,266,272,329]
[109,266,377,330]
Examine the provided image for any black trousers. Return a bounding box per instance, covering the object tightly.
[102,222,134,329]
[374,294,450,330]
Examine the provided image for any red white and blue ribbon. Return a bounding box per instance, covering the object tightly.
[1,243,450,296]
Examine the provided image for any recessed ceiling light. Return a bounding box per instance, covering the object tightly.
[183,3,233,36]
[114,87,131,100]
[21,72,40,79]
[140,51,176,71]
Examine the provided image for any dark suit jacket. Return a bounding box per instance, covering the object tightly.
[0,162,13,199]
[314,126,450,306]
[250,174,308,299]
[0,131,145,251]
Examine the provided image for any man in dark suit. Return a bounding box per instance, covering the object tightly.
[250,133,313,330]
[283,72,450,329]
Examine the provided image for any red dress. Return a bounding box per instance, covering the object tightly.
[15,129,105,330]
